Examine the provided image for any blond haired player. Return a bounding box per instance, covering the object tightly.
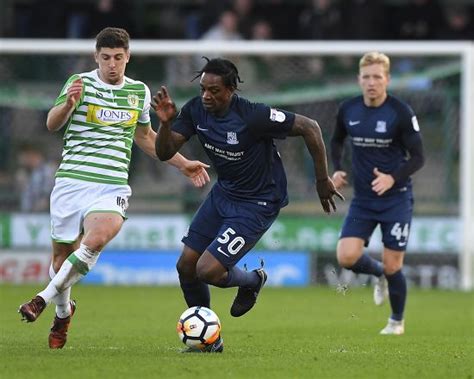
[331,52,424,335]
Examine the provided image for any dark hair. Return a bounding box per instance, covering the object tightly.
[192,57,243,89]
[95,27,130,51]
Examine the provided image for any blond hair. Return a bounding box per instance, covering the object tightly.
[359,52,390,74]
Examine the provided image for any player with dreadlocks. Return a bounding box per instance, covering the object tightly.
[153,57,344,352]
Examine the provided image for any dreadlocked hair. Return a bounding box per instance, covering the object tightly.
[192,57,243,89]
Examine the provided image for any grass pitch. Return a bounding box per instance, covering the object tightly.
[1,285,472,379]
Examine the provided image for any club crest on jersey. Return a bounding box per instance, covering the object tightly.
[226,132,239,145]
[375,120,387,133]
[127,94,139,107]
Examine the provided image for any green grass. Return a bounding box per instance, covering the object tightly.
[1,285,473,379]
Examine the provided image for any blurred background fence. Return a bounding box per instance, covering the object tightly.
[0,45,465,215]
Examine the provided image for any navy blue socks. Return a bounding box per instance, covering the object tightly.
[217,266,260,289]
[386,270,407,321]
[350,254,383,277]
[179,278,210,308]
[179,266,261,306]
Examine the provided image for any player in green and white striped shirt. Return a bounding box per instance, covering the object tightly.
[18,27,210,349]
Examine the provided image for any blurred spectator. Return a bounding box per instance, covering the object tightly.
[388,0,444,40]
[437,5,474,40]
[342,0,388,40]
[298,0,344,40]
[66,1,93,38]
[254,0,303,39]
[251,19,274,40]
[200,10,243,41]
[232,0,257,39]
[244,19,275,88]
[185,0,230,39]
[89,0,136,37]
[158,4,187,39]
[170,6,243,89]
[191,9,244,74]
[67,0,135,39]
[16,143,56,213]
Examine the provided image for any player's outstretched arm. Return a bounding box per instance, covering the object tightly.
[46,78,83,132]
[134,124,159,158]
[151,86,184,161]
[289,114,344,213]
[167,155,211,188]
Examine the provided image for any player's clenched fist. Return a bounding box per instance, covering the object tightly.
[152,86,177,123]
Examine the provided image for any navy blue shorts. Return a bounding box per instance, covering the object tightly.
[340,195,413,251]
[182,187,280,268]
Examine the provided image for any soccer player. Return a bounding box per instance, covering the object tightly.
[153,57,344,352]
[330,52,425,335]
[18,27,210,348]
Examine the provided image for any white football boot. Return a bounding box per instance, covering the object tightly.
[373,276,388,306]
[380,318,405,335]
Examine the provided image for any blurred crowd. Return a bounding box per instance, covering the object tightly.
[2,0,474,41]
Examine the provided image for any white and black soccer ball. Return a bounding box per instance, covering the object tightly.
[177,306,221,349]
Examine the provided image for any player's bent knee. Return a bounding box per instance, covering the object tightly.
[338,259,354,269]
[384,264,403,276]
[336,251,358,268]
[176,259,196,280]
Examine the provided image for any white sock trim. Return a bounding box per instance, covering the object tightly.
[74,243,101,271]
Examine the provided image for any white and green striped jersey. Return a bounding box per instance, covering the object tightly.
[54,69,151,185]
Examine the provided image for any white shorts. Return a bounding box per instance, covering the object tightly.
[50,177,132,243]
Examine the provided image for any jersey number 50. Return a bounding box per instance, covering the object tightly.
[217,227,246,255]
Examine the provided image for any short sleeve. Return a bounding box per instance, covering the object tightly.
[398,103,422,148]
[137,84,152,126]
[171,101,196,140]
[54,74,82,107]
[248,102,295,139]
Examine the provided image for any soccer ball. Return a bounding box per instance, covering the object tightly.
[177,306,221,349]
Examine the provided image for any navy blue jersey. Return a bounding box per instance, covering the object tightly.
[172,95,295,206]
[334,95,422,201]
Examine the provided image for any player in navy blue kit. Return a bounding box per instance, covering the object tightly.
[331,52,425,335]
[153,57,343,352]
